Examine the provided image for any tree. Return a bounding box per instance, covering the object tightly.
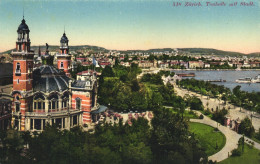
[131,79,140,92]
[151,107,207,164]
[186,96,204,111]
[233,85,241,97]
[212,108,228,125]
[238,117,255,138]
[102,66,115,77]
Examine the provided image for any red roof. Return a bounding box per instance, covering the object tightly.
[100,62,111,65]
[77,70,100,75]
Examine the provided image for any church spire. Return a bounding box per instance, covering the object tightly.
[23,7,24,19]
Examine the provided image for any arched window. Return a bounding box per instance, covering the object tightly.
[34,94,45,111]
[48,94,59,111]
[61,62,64,68]
[76,98,81,110]
[15,103,20,112]
[62,92,69,109]
[18,33,22,40]
[86,81,90,86]
[16,63,21,74]
[16,62,20,70]
[18,44,22,51]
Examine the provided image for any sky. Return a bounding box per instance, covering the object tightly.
[0,0,259,54]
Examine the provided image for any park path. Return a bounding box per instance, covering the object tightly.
[173,85,260,162]
[190,111,260,162]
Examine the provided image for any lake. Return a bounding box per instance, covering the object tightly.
[172,70,260,93]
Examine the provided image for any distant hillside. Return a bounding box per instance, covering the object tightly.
[120,48,259,57]
[178,48,246,57]
[1,46,259,57]
[248,52,260,57]
[0,45,108,55]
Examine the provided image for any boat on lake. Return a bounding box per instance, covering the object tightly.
[236,74,260,83]
[176,73,195,77]
[207,79,226,82]
[251,74,260,83]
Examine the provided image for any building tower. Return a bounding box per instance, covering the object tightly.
[57,31,71,77]
[11,16,34,131]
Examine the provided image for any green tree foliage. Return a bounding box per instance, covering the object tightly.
[24,118,152,164]
[255,128,260,141]
[157,70,175,77]
[186,96,204,111]
[209,62,233,69]
[179,78,230,97]
[238,117,255,138]
[0,130,29,163]
[212,108,228,125]
[179,78,260,113]
[102,66,115,77]
[141,74,163,85]
[151,107,208,164]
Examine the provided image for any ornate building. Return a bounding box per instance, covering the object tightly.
[57,31,71,77]
[11,17,98,131]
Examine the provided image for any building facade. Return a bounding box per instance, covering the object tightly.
[10,17,98,132]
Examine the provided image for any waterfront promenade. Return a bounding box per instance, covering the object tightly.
[174,85,260,131]
[174,85,260,162]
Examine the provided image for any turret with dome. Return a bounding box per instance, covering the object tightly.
[57,30,71,77]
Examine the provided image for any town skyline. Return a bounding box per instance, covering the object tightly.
[0,0,259,54]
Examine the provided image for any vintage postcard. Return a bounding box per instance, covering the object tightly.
[0,0,259,163]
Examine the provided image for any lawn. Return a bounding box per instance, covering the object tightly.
[171,109,198,119]
[189,122,226,156]
[219,144,260,164]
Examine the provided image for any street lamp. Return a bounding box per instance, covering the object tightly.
[240,101,242,112]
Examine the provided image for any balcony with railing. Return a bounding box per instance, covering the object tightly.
[25,108,81,117]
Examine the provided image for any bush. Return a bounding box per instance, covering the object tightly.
[212,109,228,125]
[204,109,211,115]
[231,148,242,156]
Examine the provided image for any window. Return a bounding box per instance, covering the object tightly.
[48,94,58,110]
[28,62,31,70]
[16,63,20,71]
[16,63,21,75]
[17,79,19,84]
[38,102,42,109]
[76,98,81,110]
[61,62,64,68]
[34,94,45,111]
[52,101,56,109]
[15,103,20,112]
